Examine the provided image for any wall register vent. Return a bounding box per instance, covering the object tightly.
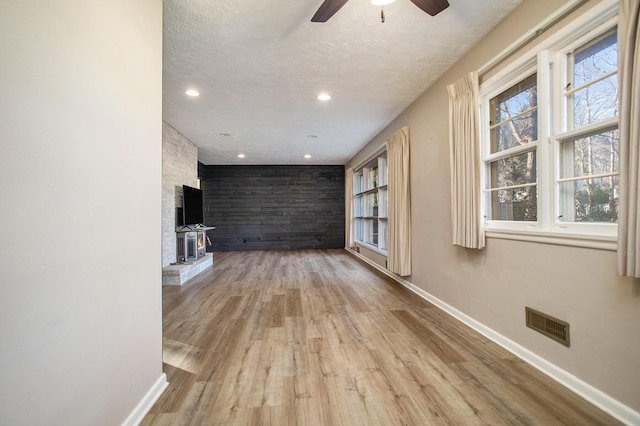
[525,307,570,347]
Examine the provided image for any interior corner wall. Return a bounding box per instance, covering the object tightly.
[162,122,199,267]
[346,0,640,416]
[0,1,164,425]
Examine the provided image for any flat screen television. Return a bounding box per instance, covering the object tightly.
[182,185,204,226]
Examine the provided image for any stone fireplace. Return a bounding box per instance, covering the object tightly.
[163,226,215,285]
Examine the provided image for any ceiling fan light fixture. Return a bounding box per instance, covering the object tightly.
[371,0,394,5]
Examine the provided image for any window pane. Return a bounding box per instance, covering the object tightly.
[559,176,618,222]
[372,220,378,245]
[491,151,537,189]
[353,172,363,194]
[354,218,363,241]
[379,188,388,218]
[491,74,537,123]
[491,186,537,221]
[570,31,618,129]
[379,157,388,186]
[490,74,537,153]
[491,110,538,152]
[366,193,378,217]
[354,195,363,217]
[379,221,388,251]
[369,167,378,189]
[365,219,378,245]
[572,75,618,127]
[573,31,617,87]
[560,130,619,179]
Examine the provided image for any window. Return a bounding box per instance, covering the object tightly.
[487,73,538,222]
[480,1,618,248]
[558,30,619,224]
[353,152,388,253]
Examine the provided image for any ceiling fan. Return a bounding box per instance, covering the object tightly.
[311,0,449,22]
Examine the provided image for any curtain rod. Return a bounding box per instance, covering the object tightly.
[478,0,588,77]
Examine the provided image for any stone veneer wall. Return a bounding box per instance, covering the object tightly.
[162,122,199,267]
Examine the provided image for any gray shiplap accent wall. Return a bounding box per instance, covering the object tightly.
[202,165,345,251]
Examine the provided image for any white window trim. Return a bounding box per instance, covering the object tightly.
[479,0,619,250]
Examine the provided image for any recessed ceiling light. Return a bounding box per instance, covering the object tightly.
[372,0,395,5]
[317,93,331,101]
[185,89,200,97]
[237,154,245,159]
[304,154,311,159]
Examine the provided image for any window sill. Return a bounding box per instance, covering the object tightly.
[355,241,389,257]
[484,228,617,251]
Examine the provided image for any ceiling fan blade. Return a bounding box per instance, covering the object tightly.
[409,0,449,16]
[311,0,350,22]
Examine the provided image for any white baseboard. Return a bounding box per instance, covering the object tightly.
[122,373,168,426]
[346,249,640,426]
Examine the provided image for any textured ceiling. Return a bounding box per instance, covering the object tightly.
[163,0,523,165]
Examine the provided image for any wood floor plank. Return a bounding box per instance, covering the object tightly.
[285,288,303,318]
[391,309,466,365]
[145,249,621,425]
[147,364,196,414]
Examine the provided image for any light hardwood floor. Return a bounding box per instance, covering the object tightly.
[143,249,619,425]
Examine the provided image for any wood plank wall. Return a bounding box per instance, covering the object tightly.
[200,165,345,251]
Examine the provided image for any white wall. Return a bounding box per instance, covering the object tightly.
[162,122,199,267]
[0,1,164,424]
[347,0,640,419]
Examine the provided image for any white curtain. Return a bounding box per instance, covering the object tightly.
[345,167,355,248]
[447,71,484,249]
[387,126,412,276]
[617,0,640,277]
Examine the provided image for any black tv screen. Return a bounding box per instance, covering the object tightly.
[182,185,204,226]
